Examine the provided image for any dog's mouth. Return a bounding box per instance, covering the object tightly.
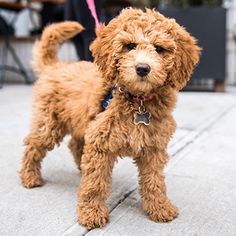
[138,76,148,82]
[117,76,166,97]
[117,80,159,98]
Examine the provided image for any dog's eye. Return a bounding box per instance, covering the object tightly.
[155,46,165,53]
[126,43,136,50]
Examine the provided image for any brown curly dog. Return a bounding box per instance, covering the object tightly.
[19,8,200,229]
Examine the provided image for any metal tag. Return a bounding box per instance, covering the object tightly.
[134,111,151,126]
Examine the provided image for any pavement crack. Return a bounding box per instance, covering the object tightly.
[82,188,137,235]
[166,173,196,179]
[109,188,137,213]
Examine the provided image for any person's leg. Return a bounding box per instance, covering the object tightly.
[64,0,75,21]
[73,0,97,61]
[64,0,86,60]
[41,3,64,30]
[95,0,101,15]
[41,3,54,28]
[81,30,95,61]
[52,4,64,23]
[72,35,86,60]
[64,0,101,61]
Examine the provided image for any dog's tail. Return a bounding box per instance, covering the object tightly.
[32,21,84,72]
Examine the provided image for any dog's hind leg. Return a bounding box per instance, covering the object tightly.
[68,137,84,171]
[19,112,66,188]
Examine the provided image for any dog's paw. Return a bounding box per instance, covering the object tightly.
[78,203,109,229]
[19,170,44,188]
[148,201,179,223]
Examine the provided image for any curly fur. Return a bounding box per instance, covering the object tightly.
[19,8,200,229]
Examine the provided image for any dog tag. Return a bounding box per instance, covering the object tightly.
[134,111,151,125]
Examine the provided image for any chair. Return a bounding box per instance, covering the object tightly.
[0,1,32,88]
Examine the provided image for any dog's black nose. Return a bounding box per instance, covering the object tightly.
[135,63,151,77]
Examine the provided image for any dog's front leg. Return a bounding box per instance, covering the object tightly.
[78,143,116,229]
[136,150,179,223]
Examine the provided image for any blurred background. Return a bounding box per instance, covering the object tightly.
[0,0,236,91]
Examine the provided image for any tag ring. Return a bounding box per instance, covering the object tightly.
[139,100,146,112]
[118,87,124,94]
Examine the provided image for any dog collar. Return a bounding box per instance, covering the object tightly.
[130,95,153,103]
[115,85,153,103]
[102,90,113,110]
[102,85,153,110]
[116,85,152,125]
[101,85,152,125]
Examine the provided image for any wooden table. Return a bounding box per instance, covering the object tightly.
[0,1,26,12]
[30,0,64,3]
[0,0,65,12]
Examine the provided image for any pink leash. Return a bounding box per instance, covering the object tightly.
[86,0,100,29]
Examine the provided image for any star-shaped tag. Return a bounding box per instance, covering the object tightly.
[134,111,151,125]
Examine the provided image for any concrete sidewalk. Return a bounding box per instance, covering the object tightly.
[0,85,236,236]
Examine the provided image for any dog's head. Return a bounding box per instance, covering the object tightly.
[91,8,200,94]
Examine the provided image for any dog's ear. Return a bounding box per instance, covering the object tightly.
[90,20,119,82]
[167,21,201,90]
